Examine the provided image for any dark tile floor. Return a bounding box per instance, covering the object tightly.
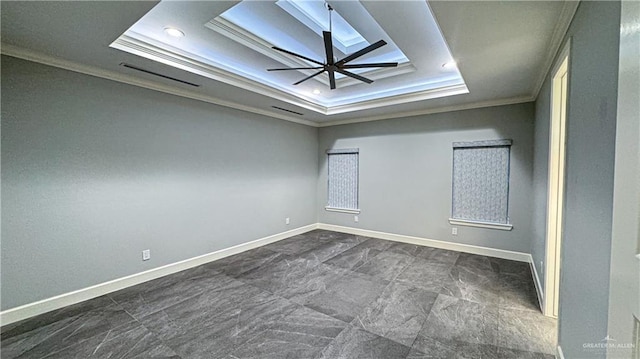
[1,230,557,358]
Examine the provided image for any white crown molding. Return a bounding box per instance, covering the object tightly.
[112,32,468,115]
[113,34,436,115]
[2,44,536,129]
[0,43,320,128]
[0,223,319,326]
[325,83,468,114]
[205,17,318,78]
[317,95,535,127]
[532,0,580,99]
[111,34,327,115]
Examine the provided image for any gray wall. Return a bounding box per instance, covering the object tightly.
[318,103,534,253]
[0,56,319,310]
[608,0,639,354]
[530,2,620,358]
[531,67,551,293]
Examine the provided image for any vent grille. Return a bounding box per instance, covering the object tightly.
[120,63,200,87]
[271,106,304,116]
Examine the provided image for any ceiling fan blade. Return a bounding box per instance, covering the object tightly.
[272,46,324,66]
[267,66,324,71]
[293,69,326,85]
[341,62,398,69]
[323,31,334,65]
[336,40,387,66]
[328,68,336,90]
[336,69,373,84]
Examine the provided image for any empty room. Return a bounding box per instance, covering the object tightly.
[1,1,637,358]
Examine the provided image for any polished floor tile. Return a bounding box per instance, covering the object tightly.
[385,244,460,266]
[297,235,365,263]
[302,270,389,322]
[2,301,135,359]
[262,231,329,256]
[408,336,499,359]
[441,265,501,304]
[109,270,236,319]
[492,257,532,278]
[43,322,180,359]
[454,252,500,273]
[279,270,353,305]
[1,295,115,340]
[418,294,499,346]
[324,240,385,270]
[142,291,298,358]
[498,273,540,312]
[386,242,427,257]
[354,251,415,281]
[416,247,461,266]
[395,258,454,293]
[316,325,411,359]
[496,346,556,358]
[359,237,396,251]
[353,282,438,346]
[498,307,557,354]
[236,257,324,295]
[228,305,347,359]
[1,230,556,359]
[137,281,268,341]
[207,247,287,277]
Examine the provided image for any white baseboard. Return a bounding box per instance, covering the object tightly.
[557,345,565,359]
[528,255,545,313]
[317,223,531,262]
[1,223,540,327]
[0,224,318,327]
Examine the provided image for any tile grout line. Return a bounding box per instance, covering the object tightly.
[4,230,554,358]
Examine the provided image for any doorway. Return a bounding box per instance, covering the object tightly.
[544,42,570,318]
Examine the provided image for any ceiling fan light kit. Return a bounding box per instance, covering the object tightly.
[267,3,398,90]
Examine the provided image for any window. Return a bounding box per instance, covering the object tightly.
[326,148,359,213]
[450,139,513,230]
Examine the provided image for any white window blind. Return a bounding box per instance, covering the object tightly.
[451,139,512,226]
[326,148,359,211]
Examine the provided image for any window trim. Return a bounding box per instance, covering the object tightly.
[450,139,513,229]
[448,218,513,231]
[325,207,361,214]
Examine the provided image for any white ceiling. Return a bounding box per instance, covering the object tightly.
[0,1,577,126]
[112,1,467,114]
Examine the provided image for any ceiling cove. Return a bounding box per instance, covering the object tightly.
[110,0,467,115]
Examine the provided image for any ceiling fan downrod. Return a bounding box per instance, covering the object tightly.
[267,2,398,90]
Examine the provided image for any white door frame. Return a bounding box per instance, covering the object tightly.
[544,40,571,318]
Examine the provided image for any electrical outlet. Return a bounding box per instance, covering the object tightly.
[452,227,458,235]
[142,249,151,261]
[354,215,359,222]
[285,217,290,225]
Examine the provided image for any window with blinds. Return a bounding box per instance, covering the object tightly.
[326,148,359,212]
[450,139,512,229]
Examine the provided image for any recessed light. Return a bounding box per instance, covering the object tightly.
[164,27,185,38]
[313,89,321,94]
[442,60,457,69]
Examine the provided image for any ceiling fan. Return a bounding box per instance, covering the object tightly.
[267,3,398,90]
